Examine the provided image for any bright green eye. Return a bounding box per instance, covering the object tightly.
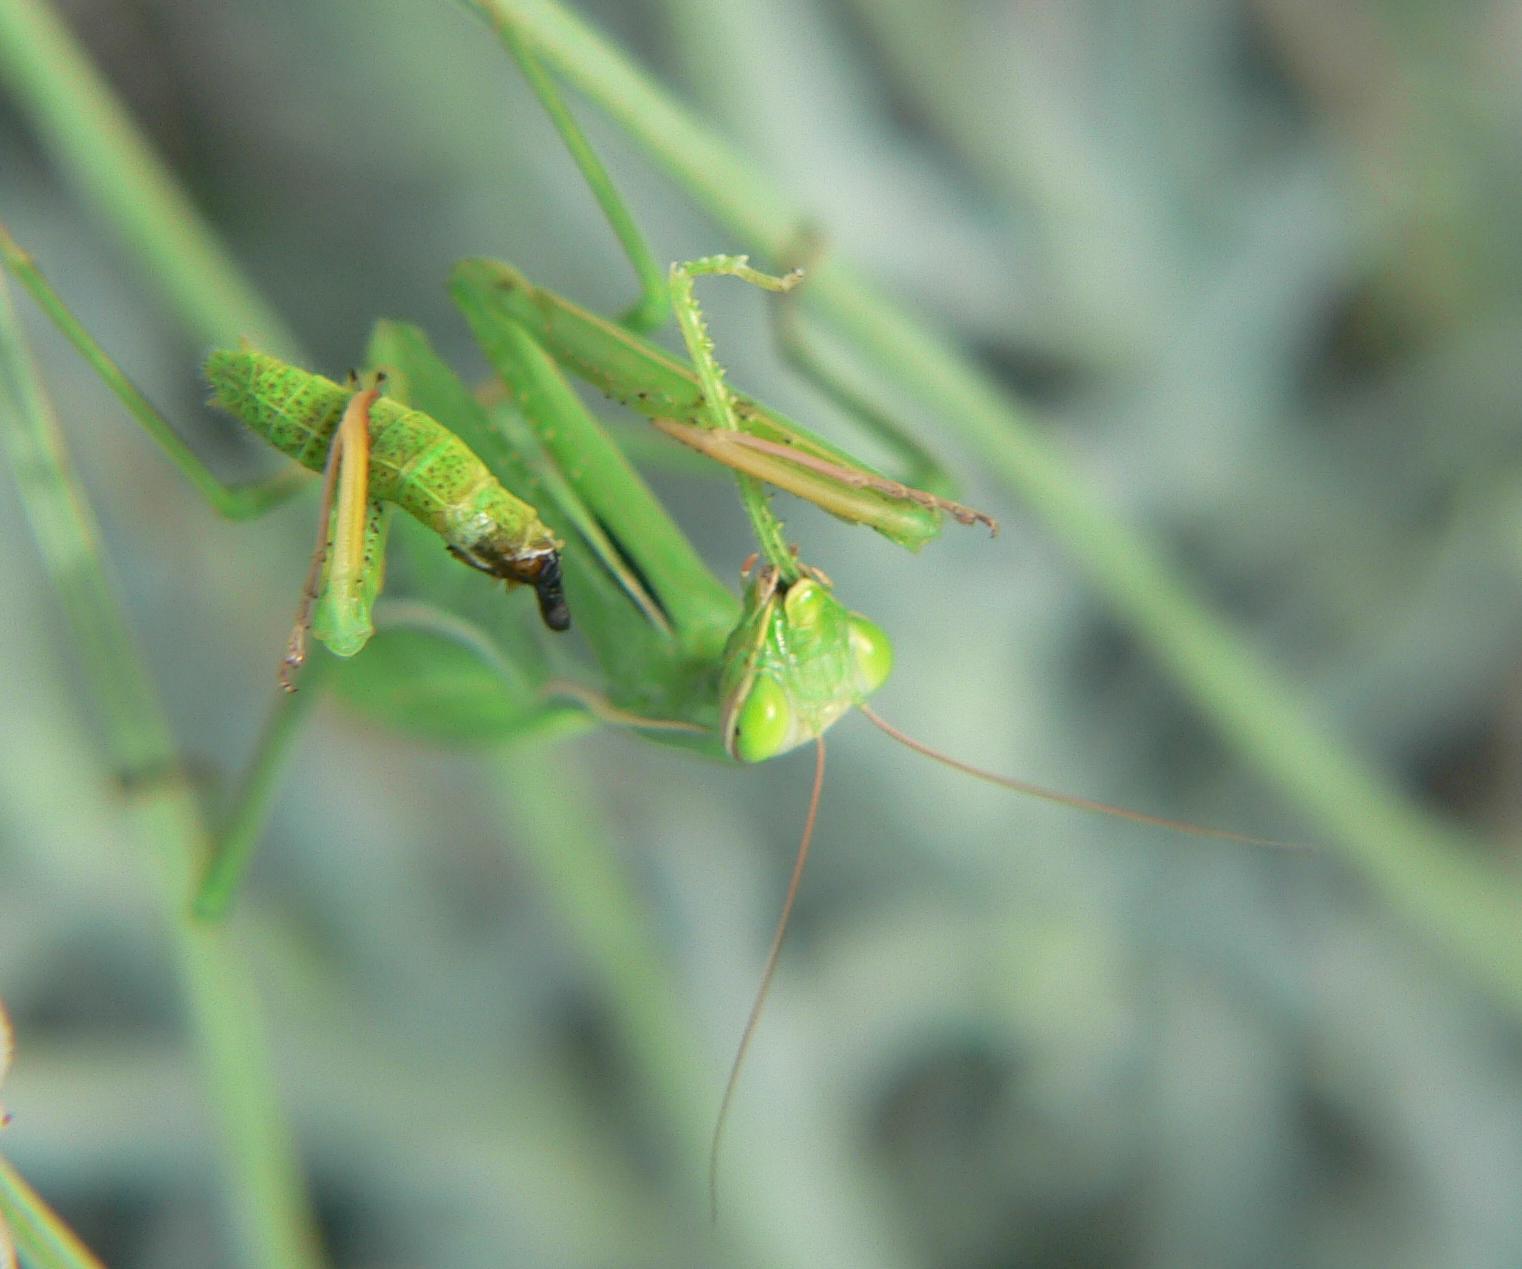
[848,614,893,697]
[730,674,793,763]
[783,579,827,623]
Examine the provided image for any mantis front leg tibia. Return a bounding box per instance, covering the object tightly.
[666,255,806,581]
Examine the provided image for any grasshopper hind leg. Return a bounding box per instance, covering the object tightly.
[280,380,384,689]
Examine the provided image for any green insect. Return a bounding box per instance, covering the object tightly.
[201,350,570,666]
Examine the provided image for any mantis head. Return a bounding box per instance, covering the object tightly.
[708,560,1291,1214]
[719,563,893,763]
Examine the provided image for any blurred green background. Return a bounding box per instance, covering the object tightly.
[3,1,1522,1265]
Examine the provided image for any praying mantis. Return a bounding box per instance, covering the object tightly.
[9,5,1522,1267]
[2,6,1293,1227]
[20,0,1475,1261]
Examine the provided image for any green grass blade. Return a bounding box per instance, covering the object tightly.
[668,257,799,580]
[0,0,299,353]
[0,1154,104,1269]
[0,274,324,1269]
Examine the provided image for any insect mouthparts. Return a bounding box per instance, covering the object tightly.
[534,554,571,631]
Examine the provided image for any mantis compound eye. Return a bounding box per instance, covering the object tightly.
[730,675,793,764]
[847,613,893,697]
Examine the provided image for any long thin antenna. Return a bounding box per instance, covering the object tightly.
[709,736,827,1221]
[858,705,1301,849]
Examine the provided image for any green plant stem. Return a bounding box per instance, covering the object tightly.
[489,744,720,1218]
[0,0,299,354]
[0,1154,104,1269]
[196,670,328,921]
[0,276,324,1269]
[461,0,1522,1009]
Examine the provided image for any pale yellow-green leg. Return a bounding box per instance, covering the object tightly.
[667,256,804,580]
[309,381,391,662]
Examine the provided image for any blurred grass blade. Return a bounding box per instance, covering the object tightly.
[0,0,298,354]
[0,273,324,1269]
[0,1155,105,1269]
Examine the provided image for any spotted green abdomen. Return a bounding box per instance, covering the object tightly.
[204,349,569,629]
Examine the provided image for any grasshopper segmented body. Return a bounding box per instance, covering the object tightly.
[204,349,569,630]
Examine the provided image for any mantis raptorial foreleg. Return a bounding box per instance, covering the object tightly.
[474,18,995,545]
[667,255,806,578]
[665,255,999,540]
[768,227,961,501]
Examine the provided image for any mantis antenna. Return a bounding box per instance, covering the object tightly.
[858,705,1303,850]
[709,735,827,1221]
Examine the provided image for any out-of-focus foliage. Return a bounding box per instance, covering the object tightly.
[2,1,1521,1265]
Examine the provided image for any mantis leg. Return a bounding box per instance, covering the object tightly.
[480,12,668,333]
[0,223,308,519]
[668,253,997,535]
[668,255,805,579]
[770,226,960,499]
[470,36,968,508]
